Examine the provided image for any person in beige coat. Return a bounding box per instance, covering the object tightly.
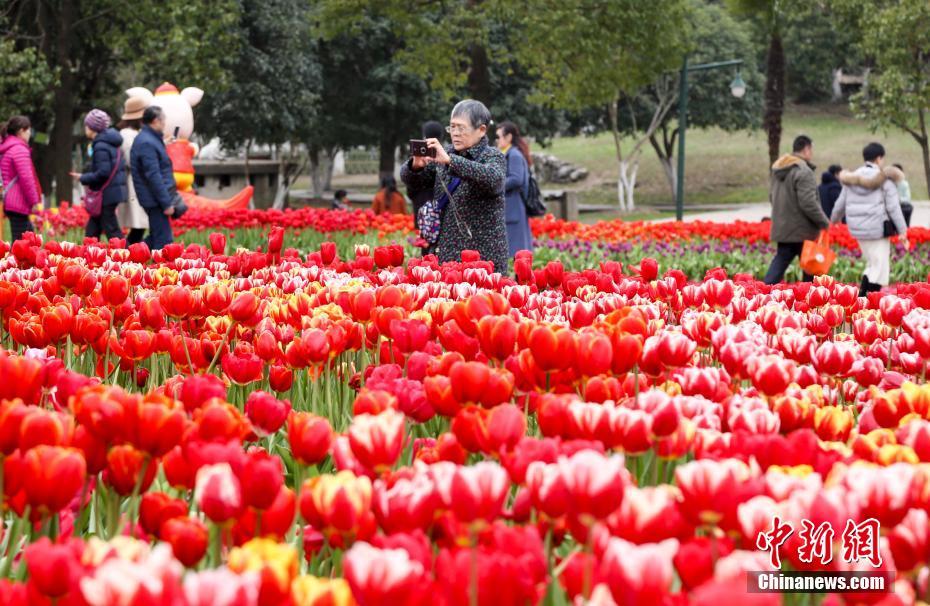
[831,142,909,295]
[117,97,149,244]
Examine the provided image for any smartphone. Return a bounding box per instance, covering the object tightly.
[409,139,436,158]
[173,126,180,139]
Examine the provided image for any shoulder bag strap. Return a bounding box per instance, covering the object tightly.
[97,149,122,192]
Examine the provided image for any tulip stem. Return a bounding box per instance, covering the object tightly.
[179,320,194,375]
[103,312,113,384]
[205,321,236,376]
[0,508,27,579]
[127,458,151,536]
[74,478,92,537]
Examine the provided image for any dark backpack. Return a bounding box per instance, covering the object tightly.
[521,171,547,217]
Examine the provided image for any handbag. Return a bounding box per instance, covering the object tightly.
[521,174,547,217]
[82,149,122,218]
[800,230,836,276]
[882,201,913,237]
[417,175,462,245]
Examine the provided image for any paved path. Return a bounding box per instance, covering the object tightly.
[652,201,930,225]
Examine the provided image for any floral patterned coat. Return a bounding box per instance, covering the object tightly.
[401,136,508,272]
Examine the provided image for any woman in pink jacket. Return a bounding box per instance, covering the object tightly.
[0,116,42,241]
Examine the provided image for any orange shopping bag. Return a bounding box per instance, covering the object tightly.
[800,230,836,276]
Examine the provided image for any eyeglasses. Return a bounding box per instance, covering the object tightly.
[445,125,473,135]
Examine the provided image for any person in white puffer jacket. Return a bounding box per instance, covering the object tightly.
[830,142,908,296]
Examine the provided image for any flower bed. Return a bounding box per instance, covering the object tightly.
[0,228,926,604]
[34,206,930,283]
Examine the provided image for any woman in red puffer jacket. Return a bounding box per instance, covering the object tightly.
[0,115,42,242]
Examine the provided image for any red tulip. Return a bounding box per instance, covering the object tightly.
[140,491,188,538]
[268,226,284,256]
[320,241,337,265]
[232,486,296,544]
[373,474,439,534]
[222,350,264,385]
[18,408,73,450]
[229,292,260,325]
[434,522,547,606]
[195,462,244,523]
[599,536,679,605]
[104,444,156,496]
[239,450,285,511]
[348,409,406,474]
[475,315,518,361]
[101,274,129,307]
[161,516,209,567]
[300,471,375,546]
[288,412,333,466]
[23,446,86,515]
[245,391,291,437]
[25,537,82,599]
[209,232,227,255]
[178,373,228,412]
[158,285,195,319]
[344,541,429,606]
[433,461,509,524]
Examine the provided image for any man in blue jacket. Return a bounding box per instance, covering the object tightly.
[131,106,177,250]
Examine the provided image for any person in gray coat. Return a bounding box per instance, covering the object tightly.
[763,135,831,285]
[496,121,533,257]
[831,142,909,295]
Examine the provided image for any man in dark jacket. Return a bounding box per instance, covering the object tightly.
[131,106,177,250]
[77,109,128,241]
[763,135,831,285]
[818,164,842,218]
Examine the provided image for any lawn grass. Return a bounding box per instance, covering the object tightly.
[545,104,929,206]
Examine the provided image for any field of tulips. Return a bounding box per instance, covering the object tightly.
[2,211,930,605]
[35,204,930,283]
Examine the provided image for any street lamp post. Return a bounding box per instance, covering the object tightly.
[675,56,745,221]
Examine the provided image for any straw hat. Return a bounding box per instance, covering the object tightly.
[121,97,148,121]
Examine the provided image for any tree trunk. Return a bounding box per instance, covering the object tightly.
[649,125,678,202]
[919,109,930,199]
[48,0,77,204]
[618,159,639,213]
[309,146,324,199]
[378,137,395,182]
[323,147,336,192]
[467,43,492,104]
[607,99,627,210]
[763,30,786,165]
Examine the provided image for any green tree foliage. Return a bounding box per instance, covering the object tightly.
[314,1,565,148]
[4,0,239,200]
[0,37,57,127]
[832,0,930,197]
[514,0,690,210]
[727,0,785,165]
[647,0,764,199]
[781,2,861,103]
[307,16,446,181]
[196,0,319,152]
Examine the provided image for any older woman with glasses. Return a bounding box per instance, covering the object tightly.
[401,99,508,272]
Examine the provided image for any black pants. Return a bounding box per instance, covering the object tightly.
[763,242,814,285]
[84,204,123,241]
[6,211,34,242]
[143,206,173,250]
[126,228,146,245]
